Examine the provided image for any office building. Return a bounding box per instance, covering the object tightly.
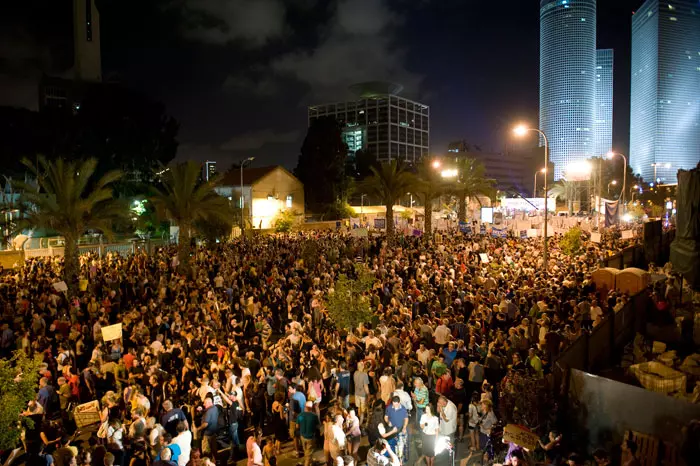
[540,0,597,180]
[594,49,614,158]
[308,82,429,163]
[630,0,700,184]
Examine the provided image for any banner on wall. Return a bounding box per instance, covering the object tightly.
[374,218,386,229]
[605,201,620,227]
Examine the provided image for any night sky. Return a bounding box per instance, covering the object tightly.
[0,0,643,170]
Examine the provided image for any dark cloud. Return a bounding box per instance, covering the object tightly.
[221,129,300,151]
[219,0,423,101]
[181,0,287,47]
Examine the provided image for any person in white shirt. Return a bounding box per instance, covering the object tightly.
[172,421,192,466]
[416,343,431,368]
[330,414,347,463]
[392,382,413,414]
[419,405,440,465]
[437,396,458,440]
[433,320,451,346]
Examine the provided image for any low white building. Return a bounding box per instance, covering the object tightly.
[216,166,304,230]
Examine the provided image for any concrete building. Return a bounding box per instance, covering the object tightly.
[217,166,304,230]
[308,82,429,164]
[594,49,614,158]
[203,161,217,181]
[39,0,102,113]
[630,0,700,184]
[540,0,598,180]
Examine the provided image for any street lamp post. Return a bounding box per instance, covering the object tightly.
[240,157,255,234]
[514,125,550,273]
[607,151,628,213]
[607,180,618,195]
[630,185,639,204]
[533,168,546,198]
[360,194,367,227]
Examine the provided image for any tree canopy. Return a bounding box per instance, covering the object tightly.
[0,352,43,450]
[295,116,349,215]
[325,264,376,331]
[149,161,234,272]
[358,161,417,240]
[14,157,125,289]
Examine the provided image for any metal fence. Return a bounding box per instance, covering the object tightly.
[21,239,172,260]
[600,229,675,270]
[553,291,650,391]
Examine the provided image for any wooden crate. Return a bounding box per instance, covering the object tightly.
[624,430,659,466]
[73,400,101,428]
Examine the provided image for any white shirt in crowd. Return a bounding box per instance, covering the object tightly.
[173,430,192,466]
[590,305,603,321]
[433,324,451,345]
[438,400,458,436]
[332,423,347,448]
[393,389,413,412]
[420,413,439,435]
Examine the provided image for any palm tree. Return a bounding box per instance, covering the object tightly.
[358,160,416,241]
[548,180,579,214]
[150,161,233,273]
[452,158,496,222]
[14,157,125,291]
[413,159,448,239]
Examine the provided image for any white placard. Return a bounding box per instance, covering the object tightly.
[479,253,489,264]
[590,232,601,243]
[53,281,68,292]
[527,229,539,238]
[101,323,123,342]
[621,230,634,239]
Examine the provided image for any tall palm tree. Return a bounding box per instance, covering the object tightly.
[358,160,416,241]
[548,180,579,214]
[413,159,448,239]
[150,161,233,272]
[14,157,125,291]
[452,158,496,222]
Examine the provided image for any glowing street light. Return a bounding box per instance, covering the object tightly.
[513,123,550,273]
[440,168,458,178]
[432,160,442,169]
[607,179,617,195]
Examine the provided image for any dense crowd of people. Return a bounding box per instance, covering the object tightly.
[0,230,638,466]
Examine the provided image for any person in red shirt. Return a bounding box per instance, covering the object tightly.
[123,348,136,371]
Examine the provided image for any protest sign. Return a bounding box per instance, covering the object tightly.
[374,218,386,229]
[590,232,601,243]
[479,253,489,264]
[621,230,634,239]
[53,281,68,292]
[101,323,123,342]
[503,424,540,450]
[350,228,368,238]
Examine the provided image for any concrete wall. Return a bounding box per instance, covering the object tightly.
[0,250,24,269]
[568,369,700,447]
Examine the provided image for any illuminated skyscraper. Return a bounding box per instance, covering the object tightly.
[594,49,614,158]
[540,0,597,180]
[630,0,700,184]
